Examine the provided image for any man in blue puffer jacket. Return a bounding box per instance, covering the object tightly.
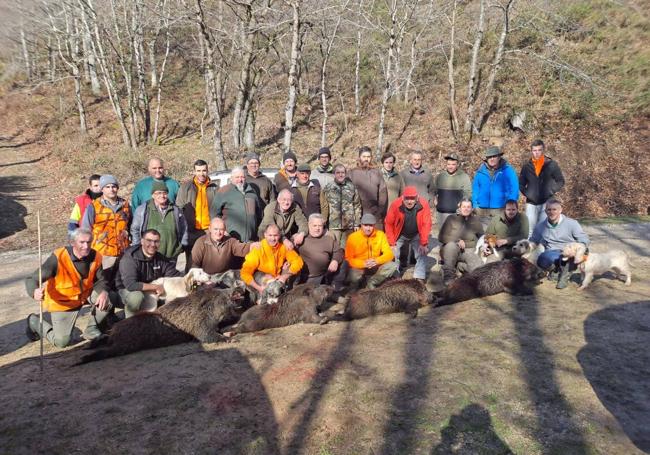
[472,146,519,227]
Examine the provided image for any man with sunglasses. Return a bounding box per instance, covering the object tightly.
[115,229,182,317]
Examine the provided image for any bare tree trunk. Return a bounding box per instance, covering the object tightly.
[354,0,364,116]
[243,70,260,151]
[20,26,33,81]
[403,36,416,103]
[83,28,101,95]
[319,9,344,147]
[376,1,399,158]
[475,0,514,131]
[284,0,301,153]
[47,35,57,81]
[134,0,151,142]
[354,28,362,116]
[232,4,255,153]
[47,2,88,134]
[195,0,227,169]
[447,0,459,139]
[79,0,136,149]
[244,103,256,150]
[152,1,170,144]
[73,68,88,133]
[465,0,485,133]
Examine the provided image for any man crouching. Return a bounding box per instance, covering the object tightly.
[25,228,113,347]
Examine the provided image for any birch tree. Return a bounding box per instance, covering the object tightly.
[45,1,88,134]
[317,0,348,147]
[192,0,229,169]
[283,0,301,153]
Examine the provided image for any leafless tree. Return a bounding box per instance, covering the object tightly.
[283,0,302,153]
[44,1,89,134]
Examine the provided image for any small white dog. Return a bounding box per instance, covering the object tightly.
[561,242,632,290]
[141,268,211,311]
[512,239,545,264]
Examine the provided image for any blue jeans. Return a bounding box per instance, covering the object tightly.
[526,203,546,238]
[394,234,434,279]
[537,249,562,270]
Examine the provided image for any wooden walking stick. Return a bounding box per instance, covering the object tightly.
[37,210,44,372]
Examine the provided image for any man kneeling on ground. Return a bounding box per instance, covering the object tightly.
[297,213,344,287]
[240,224,304,295]
[438,198,484,283]
[530,198,589,289]
[484,199,529,254]
[344,213,397,290]
[25,228,113,347]
[115,229,183,317]
[385,185,434,281]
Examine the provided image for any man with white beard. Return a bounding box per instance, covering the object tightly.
[210,167,262,242]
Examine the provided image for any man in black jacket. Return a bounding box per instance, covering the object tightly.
[115,229,183,317]
[519,139,565,237]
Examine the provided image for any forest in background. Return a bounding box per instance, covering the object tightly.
[0,0,649,221]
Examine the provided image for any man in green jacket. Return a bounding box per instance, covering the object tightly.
[485,200,529,252]
[258,189,308,250]
[210,167,261,242]
[438,198,483,283]
[131,182,188,263]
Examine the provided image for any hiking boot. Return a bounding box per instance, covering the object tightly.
[25,314,40,342]
[82,315,105,341]
[556,262,571,289]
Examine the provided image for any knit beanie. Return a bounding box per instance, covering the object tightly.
[99,175,119,189]
[283,151,298,163]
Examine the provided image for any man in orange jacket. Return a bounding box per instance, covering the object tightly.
[24,228,113,347]
[240,224,304,295]
[344,213,397,290]
[384,186,434,281]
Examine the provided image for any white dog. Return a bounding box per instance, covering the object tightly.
[141,268,211,311]
[561,242,632,290]
[512,239,545,264]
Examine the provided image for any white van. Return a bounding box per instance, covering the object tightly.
[209,168,279,187]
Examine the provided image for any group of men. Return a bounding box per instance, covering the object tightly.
[27,138,585,348]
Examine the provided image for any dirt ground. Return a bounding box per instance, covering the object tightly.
[1,222,649,454]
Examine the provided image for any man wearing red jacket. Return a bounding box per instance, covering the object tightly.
[384,186,433,281]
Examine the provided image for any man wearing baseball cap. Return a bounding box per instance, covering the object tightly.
[274,150,299,193]
[81,174,131,286]
[434,152,472,230]
[472,146,519,227]
[344,213,397,290]
[130,181,188,263]
[384,186,433,281]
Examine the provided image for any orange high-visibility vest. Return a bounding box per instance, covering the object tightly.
[43,248,102,312]
[91,199,131,257]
